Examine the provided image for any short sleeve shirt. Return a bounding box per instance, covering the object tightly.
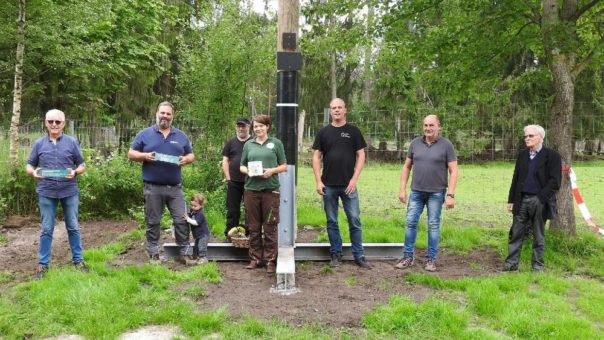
[240,136,286,191]
[130,125,193,185]
[27,134,85,198]
[407,136,457,192]
[312,123,367,186]
[222,136,250,183]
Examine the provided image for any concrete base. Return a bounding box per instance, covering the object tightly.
[273,246,298,295]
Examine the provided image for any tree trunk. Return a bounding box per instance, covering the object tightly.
[9,0,26,169]
[362,5,374,105]
[542,0,580,235]
[547,55,576,235]
[330,50,337,99]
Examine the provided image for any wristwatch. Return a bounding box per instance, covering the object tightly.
[446,193,455,198]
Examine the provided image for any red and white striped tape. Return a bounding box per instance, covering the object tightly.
[568,167,604,236]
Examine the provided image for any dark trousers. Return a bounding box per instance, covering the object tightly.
[505,195,546,268]
[224,180,245,236]
[244,189,279,262]
[143,183,188,256]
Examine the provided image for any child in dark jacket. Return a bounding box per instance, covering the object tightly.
[183,193,211,264]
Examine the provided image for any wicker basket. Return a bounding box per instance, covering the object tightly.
[231,236,250,248]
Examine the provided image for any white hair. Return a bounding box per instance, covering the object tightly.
[45,109,65,121]
[524,124,545,139]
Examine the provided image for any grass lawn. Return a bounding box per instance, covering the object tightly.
[1,162,603,338]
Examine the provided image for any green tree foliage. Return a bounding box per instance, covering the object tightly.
[175,0,276,146]
[0,0,176,122]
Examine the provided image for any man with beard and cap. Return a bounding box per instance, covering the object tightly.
[221,117,252,241]
[128,101,196,265]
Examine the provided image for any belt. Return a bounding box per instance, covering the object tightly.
[144,181,181,187]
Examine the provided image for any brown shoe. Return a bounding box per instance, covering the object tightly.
[245,260,259,269]
[266,261,276,274]
[177,255,197,266]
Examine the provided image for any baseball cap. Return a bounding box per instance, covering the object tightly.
[236,117,251,125]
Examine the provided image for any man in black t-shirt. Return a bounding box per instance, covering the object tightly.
[312,98,370,269]
[221,117,251,240]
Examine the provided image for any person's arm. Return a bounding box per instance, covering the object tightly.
[184,215,198,226]
[262,163,287,178]
[444,160,458,209]
[312,150,325,196]
[345,148,365,195]
[127,148,155,163]
[399,157,413,203]
[179,152,195,167]
[26,164,42,180]
[222,156,231,181]
[67,163,86,179]
[507,154,522,212]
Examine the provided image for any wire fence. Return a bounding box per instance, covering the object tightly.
[2,102,604,168]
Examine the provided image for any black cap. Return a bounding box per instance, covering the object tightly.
[236,117,250,125]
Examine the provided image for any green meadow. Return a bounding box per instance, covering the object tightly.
[1,162,603,339]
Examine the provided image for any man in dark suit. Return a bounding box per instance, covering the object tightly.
[504,124,561,272]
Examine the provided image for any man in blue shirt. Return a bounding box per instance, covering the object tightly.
[128,102,196,265]
[27,109,88,279]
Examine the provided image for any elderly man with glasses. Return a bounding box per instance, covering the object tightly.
[26,109,88,279]
[504,124,561,272]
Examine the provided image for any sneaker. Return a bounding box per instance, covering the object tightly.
[177,255,197,266]
[266,261,276,274]
[424,259,437,272]
[74,261,89,273]
[34,265,47,280]
[329,253,342,267]
[354,256,371,269]
[149,254,161,265]
[394,257,414,270]
[196,257,209,265]
[503,263,518,272]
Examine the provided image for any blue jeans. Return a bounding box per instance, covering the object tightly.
[323,186,364,258]
[38,193,84,267]
[404,190,445,260]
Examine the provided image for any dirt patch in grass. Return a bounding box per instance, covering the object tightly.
[1,218,503,328]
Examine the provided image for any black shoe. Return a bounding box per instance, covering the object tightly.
[34,265,47,280]
[329,253,342,267]
[354,256,371,269]
[503,263,518,272]
[74,261,89,273]
[532,265,544,273]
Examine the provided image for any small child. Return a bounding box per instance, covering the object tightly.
[183,193,211,265]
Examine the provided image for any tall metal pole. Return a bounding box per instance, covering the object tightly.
[275,0,301,294]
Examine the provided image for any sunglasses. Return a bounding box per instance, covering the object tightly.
[524,134,536,139]
[46,120,64,125]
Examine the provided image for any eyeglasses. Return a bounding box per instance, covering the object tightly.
[524,134,537,139]
[46,120,64,125]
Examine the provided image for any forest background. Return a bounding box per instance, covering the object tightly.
[1,0,604,234]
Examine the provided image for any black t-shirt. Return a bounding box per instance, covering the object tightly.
[222,137,250,183]
[312,123,367,186]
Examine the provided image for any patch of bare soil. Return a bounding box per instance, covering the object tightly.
[1,218,503,328]
[0,216,139,281]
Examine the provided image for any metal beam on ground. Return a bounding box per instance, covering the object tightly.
[162,242,403,262]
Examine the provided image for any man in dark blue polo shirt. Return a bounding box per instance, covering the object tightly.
[27,109,88,279]
[128,101,196,265]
